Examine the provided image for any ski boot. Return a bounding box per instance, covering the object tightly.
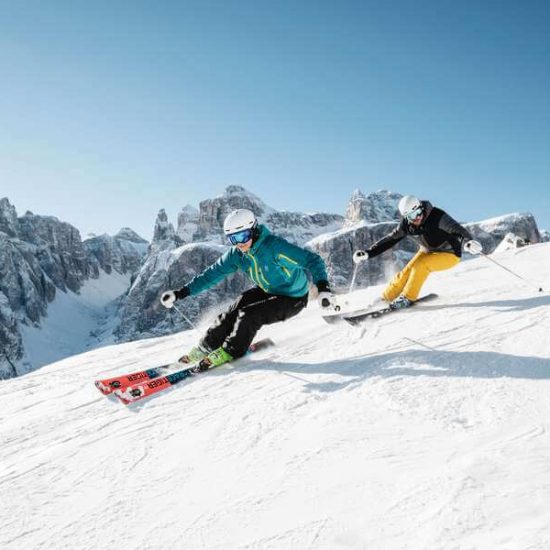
[389,295,413,310]
[178,345,209,364]
[190,347,234,374]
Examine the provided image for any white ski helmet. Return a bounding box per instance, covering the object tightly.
[223,208,257,236]
[398,195,422,218]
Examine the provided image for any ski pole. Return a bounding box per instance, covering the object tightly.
[172,303,199,330]
[481,253,544,292]
[349,263,360,293]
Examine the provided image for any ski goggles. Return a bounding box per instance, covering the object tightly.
[405,206,423,222]
[227,228,254,245]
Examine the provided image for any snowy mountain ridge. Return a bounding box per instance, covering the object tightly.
[0,197,148,378]
[2,242,549,549]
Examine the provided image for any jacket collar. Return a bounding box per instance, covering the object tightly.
[249,224,270,254]
[234,224,270,256]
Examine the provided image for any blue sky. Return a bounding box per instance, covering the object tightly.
[1,0,549,240]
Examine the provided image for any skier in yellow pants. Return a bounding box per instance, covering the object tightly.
[352,196,483,309]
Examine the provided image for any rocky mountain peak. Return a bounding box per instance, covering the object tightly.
[177,205,200,243]
[153,209,177,245]
[344,189,402,225]
[196,186,275,241]
[0,197,19,237]
[115,227,148,243]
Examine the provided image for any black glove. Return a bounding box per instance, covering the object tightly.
[160,286,190,309]
[174,286,190,300]
[316,280,335,310]
[316,280,331,294]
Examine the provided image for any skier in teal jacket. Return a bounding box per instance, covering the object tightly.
[161,209,334,368]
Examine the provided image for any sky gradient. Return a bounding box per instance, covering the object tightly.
[1,1,549,240]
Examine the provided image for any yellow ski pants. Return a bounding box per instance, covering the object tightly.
[382,251,460,302]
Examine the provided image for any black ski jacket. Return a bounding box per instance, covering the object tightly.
[367,201,472,258]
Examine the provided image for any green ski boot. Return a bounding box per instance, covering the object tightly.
[192,347,234,373]
[205,347,233,367]
[178,345,208,364]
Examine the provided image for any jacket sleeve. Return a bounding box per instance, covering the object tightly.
[273,238,329,286]
[438,212,473,244]
[367,221,407,258]
[186,249,240,296]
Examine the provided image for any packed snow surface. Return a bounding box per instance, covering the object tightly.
[1,244,550,549]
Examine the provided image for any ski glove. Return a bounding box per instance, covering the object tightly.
[160,291,176,309]
[463,240,483,255]
[160,286,190,309]
[318,291,336,310]
[353,250,369,264]
[315,280,336,310]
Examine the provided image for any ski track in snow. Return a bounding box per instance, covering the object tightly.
[1,245,550,549]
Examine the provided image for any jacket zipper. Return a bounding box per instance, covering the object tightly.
[247,252,270,291]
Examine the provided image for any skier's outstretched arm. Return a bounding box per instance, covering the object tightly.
[438,212,472,243]
[161,250,240,308]
[184,250,240,296]
[366,222,407,259]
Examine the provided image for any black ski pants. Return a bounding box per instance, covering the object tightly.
[200,287,308,358]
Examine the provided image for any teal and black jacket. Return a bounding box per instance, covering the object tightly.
[184,225,328,298]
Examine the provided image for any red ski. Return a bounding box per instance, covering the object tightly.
[96,338,274,399]
[114,337,274,405]
[94,363,178,395]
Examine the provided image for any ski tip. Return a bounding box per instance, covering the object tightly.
[321,314,344,325]
[113,386,145,405]
[113,390,132,405]
[94,380,112,395]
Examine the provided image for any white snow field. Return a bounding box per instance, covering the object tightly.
[1,243,550,550]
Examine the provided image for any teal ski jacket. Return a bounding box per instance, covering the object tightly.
[186,225,328,298]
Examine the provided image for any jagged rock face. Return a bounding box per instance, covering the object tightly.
[0,197,147,378]
[115,243,249,341]
[115,227,148,244]
[177,205,200,244]
[465,213,541,254]
[493,232,528,253]
[0,291,22,379]
[0,198,19,237]
[17,212,90,293]
[196,186,273,241]
[0,229,58,377]
[345,189,402,225]
[84,231,147,277]
[266,211,343,245]
[153,209,178,246]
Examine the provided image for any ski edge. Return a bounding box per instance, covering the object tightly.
[343,293,439,325]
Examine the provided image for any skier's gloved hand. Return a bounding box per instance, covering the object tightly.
[316,280,336,310]
[318,292,335,310]
[160,286,190,309]
[353,250,369,264]
[161,291,176,309]
[464,240,483,255]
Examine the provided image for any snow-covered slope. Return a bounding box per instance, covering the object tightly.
[1,244,550,550]
[17,270,131,375]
